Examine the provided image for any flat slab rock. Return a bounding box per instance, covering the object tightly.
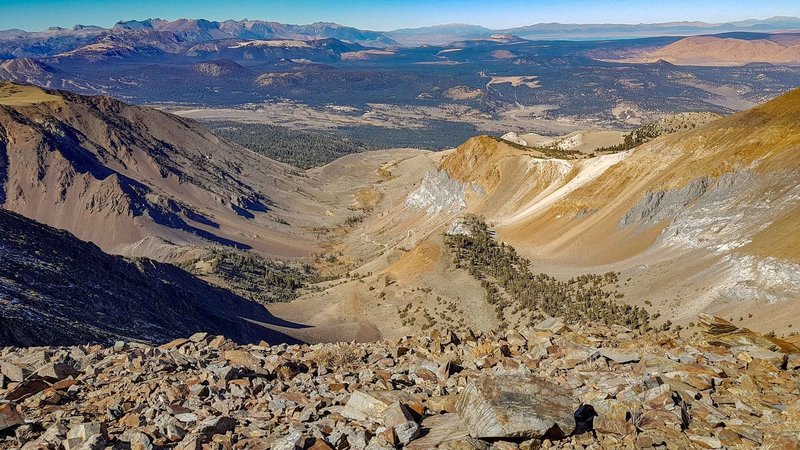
[456,374,578,439]
[406,413,480,450]
[598,348,641,364]
[341,391,392,422]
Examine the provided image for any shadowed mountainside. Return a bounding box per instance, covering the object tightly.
[0,208,305,347]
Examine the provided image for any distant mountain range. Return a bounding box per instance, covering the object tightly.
[1,16,800,54]
[499,16,800,40]
[0,18,394,58]
[1,16,799,150]
[389,16,800,45]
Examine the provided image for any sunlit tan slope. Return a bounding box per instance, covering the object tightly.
[328,89,800,335]
[609,34,800,66]
[0,82,341,259]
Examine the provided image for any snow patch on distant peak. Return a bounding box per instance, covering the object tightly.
[230,40,310,48]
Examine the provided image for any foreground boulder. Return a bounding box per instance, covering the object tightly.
[341,391,393,422]
[406,414,480,449]
[456,374,579,439]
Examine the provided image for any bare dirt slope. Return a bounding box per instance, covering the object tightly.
[3,81,800,343]
[0,82,346,260]
[267,148,500,342]
[463,90,800,331]
[282,90,800,339]
[608,34,800,66]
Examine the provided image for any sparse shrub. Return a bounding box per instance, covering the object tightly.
[309,343,365,370]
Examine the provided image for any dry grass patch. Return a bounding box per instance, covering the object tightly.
[445,86,483,100]
[0,82,62,106]
[352,186,383,210]
[308,343,367,370]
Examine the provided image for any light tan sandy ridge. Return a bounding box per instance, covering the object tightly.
[0,81,62,106]
[505,130,626,153]
[606,35,800,66]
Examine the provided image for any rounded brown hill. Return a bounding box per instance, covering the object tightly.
[609,34,800,66]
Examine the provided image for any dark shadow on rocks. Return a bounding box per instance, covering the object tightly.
[573,404,597,435]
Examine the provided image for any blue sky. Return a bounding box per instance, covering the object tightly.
[2,0,800,31]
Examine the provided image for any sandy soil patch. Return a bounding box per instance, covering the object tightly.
[486,75,541,89]
[166,101,593,136]
[230,40,310,48]
[491,50,516,59]
[444,86,483,100]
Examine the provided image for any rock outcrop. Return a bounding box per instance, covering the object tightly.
[191,59,249,78]
[405,170,483,215]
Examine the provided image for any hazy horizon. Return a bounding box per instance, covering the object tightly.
[2,0,800,32]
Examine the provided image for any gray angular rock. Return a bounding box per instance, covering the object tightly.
[382,401,420,444]
[196,416,237,435]
[37,362,80,380]
[66,422,106,442]
[0,403,24,431]
[64,425,107,450]
[533,318,569,335]
[406,413,486,450]
[598,348,641,364]
[456,374,578,439]
[121,430,154,450]
[0,362,30,382]
[341,391,391,422]
[273,429,306,450]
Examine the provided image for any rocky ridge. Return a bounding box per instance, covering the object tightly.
[1,315,799,449]
[0,82,331,258]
